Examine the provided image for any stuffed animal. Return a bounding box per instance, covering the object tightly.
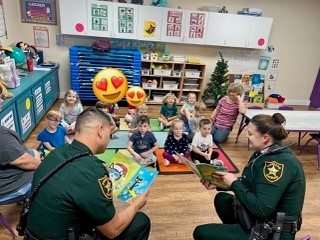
[151,0,167,7]
[0,80,14,98]
[16,42,39,60]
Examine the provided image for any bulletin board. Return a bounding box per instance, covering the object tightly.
[217,48,261,73]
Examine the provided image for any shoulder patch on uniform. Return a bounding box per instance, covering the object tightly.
[98,175,113,199]
[263,161,284,182]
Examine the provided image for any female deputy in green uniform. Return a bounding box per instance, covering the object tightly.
[26,107,150,240]
[193,113,306,240]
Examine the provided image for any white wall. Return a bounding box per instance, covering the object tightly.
[1,0,320,105]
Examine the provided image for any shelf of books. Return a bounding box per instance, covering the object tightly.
[229,73,264,107]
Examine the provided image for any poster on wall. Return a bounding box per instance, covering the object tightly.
[20,0,57,25]
[188,13,205,39]
[144,20,156,37]
[118,6,134,34]
[33,26,49,48]
[91,3,108,31]
[166,11,182,37]
[0,0,7,37]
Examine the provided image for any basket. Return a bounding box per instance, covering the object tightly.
[141,69,150,75]
[183,83,199,89]
[185,69,201,78]
[141,54,150,61]
[163,81,178,89]
[153,69,172,76]
[172,70,182,77]
[153,95,165,102]
[142,82,157,89]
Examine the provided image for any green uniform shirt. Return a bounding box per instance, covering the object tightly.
[27,140,115,239]
[231,143,306,222]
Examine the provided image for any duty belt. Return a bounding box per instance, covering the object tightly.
[281,221,299,233]
[24,230,39,240]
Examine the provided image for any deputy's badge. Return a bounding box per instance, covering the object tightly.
[263,161,284,182]
[98,175,113,199]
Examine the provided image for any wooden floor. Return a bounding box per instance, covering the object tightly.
[1,99,319,240]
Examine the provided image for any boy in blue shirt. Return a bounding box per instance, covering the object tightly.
[37,110,72,151]
[127,115,159,167]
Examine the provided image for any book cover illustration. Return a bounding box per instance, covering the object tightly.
[104,151,158,202]
[252,94,264,103]
[175,153,229,189]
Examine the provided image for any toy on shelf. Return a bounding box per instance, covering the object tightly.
[16,42,39,61]
[0,80,14,98]
[151,0,167,7]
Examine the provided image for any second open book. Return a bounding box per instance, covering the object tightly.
[175,152,229,189]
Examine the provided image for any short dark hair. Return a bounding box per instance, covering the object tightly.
[199,118,211,128]
[95,101,108,109]
[75,107,110,133]
[137,115,150,125]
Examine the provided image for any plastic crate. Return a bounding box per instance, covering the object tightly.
[185,69,201,77]
[184,79,198,84]
[141,69,150,75]
[142,82,157,89]
[141,54,150,61]
[153,69,172,76]
[172,70,182,77]
[163,81,178,89]
[183,83,199,89]
[153,95,165,102]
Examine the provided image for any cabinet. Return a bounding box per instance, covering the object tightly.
[141,60,205,105]
[0,68,60,140]
[205,13,272,49]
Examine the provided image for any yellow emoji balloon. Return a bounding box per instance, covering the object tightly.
[92,68,128,104]
[126,86,146,107]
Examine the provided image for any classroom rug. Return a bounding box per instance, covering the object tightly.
[119,118,169,131]
[155,144,239,174]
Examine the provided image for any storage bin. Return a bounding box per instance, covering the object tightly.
[142,82,157,89]
[185,69,201,77]
[183,83,199,89]
[184,79,198,84]
[153,95,165,102]
[180,95,188,102]
[141,69,150,75]
[163,81,178,89]
[172,70,182,77]
[141,54,150,61]
[172,55,186,62]
[265,102,283,109]
[153,69,172,76]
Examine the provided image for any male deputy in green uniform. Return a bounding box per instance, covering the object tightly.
[26,107,150,240]
[193,113,306,240]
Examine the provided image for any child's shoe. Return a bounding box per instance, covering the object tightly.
[160,123,167,131]
[193,159,200,164]
[210,159,224,166]
[163,158,170,166]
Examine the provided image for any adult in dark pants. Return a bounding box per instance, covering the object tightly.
[0,87,41,203]
[193,113,306,240]
[26,107,150,240]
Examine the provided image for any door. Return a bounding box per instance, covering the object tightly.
[137,5,163,42]
[161,8,184,43]
[87,0,114,37]
[59,0,88,35]
[16,90,35,140]
[182,10,208,45]
[310,67,320,108]
[32,81,46,124]
[247,17,273,49]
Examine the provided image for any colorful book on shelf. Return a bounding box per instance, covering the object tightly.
[252,94,264,103]
[103,151,158,202]
[175,153,229,189]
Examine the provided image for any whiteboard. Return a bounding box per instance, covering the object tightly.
[218,48,262,73]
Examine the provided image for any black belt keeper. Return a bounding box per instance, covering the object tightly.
[273,212,285,240]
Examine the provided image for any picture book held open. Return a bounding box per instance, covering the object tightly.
[175,152,229,189]
[104,151,158,202]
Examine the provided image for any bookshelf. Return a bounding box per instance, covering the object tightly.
[141,60,206,105]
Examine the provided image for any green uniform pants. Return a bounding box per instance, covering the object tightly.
[193,192,250,240]
[99,212,150,240]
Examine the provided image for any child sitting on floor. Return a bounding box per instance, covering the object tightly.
[129,103,149,137]
[187,101,206,143]
[190,118,219,165]
[59,90,83,134]
[124,105,136,124]
[127,115,159,167]
[158,93,179,130]
[95,101,119,138]
[162,120,190,166]
[37,110,72,151]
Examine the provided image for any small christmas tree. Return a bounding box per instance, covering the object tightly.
[202,52,229,107]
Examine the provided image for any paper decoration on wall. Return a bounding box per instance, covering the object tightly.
[118,6,134,33]
[267,45,275,53]
[270,57,280,69]
[188,13,205,38]
[110,39,165,53]
[0,0,7,37]
[33,26,49,48]
[166,10,182,37]
[258,56,270,70]
[56,34,67,46]
[91,3,109,31]
[267,72,278,81]
[144,20,156,37]
[265,82,276,92]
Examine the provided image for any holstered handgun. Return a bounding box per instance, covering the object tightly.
[272,212,285,240]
